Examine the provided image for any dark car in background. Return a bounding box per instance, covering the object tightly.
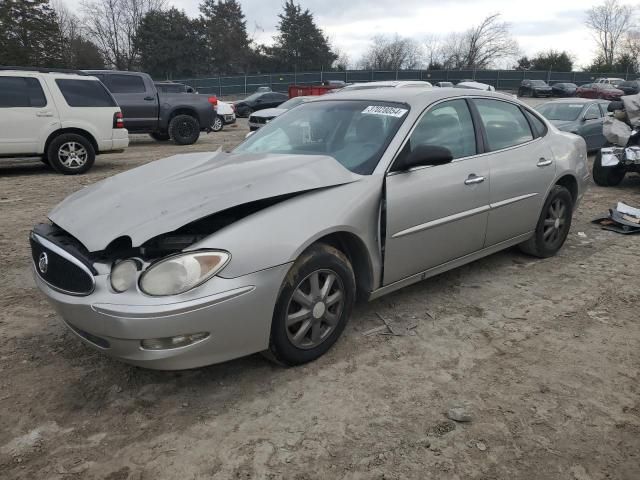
[86,70,216,145]
[551,82,577,97]
[518,79,553,97]
[618,80,640,96]
[536,98,609,151]
[234,91,289,117]
[576,83,624,100]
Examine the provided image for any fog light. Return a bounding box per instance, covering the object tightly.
[140,332,209,351]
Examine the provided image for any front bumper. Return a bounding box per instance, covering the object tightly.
[34,263,291,370]
[223,114,236,125]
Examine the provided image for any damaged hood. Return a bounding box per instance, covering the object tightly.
[49,150,361,252]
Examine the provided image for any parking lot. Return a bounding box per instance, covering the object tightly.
[1,101,640,479]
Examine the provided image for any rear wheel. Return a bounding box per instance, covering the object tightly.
[268,244,355,366]
[169,115,200,145]
[519,185,573,258]
[47,133,95,175]
[593,150,626,186]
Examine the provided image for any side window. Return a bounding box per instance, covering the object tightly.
[474,99,533,151]
[0,77,47,108]
[403,99,477,161]
[598,102,609,116]
[584,104,600,120]
[104,74,146,94]
[524,110,547,138]
[55,79,117,107]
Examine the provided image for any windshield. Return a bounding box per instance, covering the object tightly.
[243,92,263,102]
[530,80,548,86]
[279,97,309,109]
[536,102,584,121]
[234,100,409,175]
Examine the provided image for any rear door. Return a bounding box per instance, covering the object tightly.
[0,75,58,155]
[383,98,490,285]
[102,73,158,131]
[472,98,556,246]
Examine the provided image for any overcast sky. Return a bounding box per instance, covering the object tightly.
[65,0,639,69]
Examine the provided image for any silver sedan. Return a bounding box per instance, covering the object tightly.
[31,88,589,370]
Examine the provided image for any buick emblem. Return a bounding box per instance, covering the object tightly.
[38,252,49,274]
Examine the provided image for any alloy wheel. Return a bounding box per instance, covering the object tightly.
[286,269,344,350]
[543,198,568,247]
[58,142,88,169]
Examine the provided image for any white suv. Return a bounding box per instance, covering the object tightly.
[0,68,129,174]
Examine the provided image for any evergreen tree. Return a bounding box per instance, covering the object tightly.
[268,0,336,72]
[0,0,63,67]
[531,50,573,71]
[199,0,252,74]
[135,8,204,78]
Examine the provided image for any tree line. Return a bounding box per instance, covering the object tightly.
[1,0,639,78]
[0,0,336,78]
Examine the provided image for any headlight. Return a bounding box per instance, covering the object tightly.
[139,250,230,296]
[110,259,139,293]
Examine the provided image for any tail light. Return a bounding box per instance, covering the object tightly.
[113,111,124,129]
[208,96,218,107]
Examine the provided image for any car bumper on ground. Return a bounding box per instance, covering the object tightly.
[34,262,291,370]
[222,114,236,125]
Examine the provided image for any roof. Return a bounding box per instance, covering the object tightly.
[344,80,431,88]
[0,66,87,76]
[308,86,518,109]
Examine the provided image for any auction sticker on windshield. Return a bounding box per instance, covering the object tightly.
[362,105,408,118]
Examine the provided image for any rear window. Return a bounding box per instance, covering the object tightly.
[104,74,146,93]
[0,76,47,108]
[55,79,117,107]
[474,99,534,151]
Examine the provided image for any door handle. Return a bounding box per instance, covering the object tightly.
[464,174,485,185]
[537,158,553,167]
[144,96,155,101]
[36,110,53,117]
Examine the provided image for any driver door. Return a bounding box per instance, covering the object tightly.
[383,99,490,285]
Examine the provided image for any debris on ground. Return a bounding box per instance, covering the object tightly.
[362,313,418,336]
[593,202,640,234]
[447,406,473,423]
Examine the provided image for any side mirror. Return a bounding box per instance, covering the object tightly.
[401,145,453,170]
[245,131,256,139]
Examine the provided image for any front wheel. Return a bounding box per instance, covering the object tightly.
[47,133,95,175]
[519,185,573,258]
[268,244,356,366]
[212,116,224,132]
[593,150,626,186]
[169,115,200,145]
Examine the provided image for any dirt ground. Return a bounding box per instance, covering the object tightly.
[1,110,639,480]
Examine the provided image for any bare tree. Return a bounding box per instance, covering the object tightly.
[80,0,165,70]
[439,14,519,69]
[358,34,424,70]
[586,0,634,68]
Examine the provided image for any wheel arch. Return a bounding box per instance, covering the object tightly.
[44,128,99,155]
[554,174,579,206]
[168,107,199,123]
[306,231,375,302]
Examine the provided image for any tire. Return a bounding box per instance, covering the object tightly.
[519,185,573,258]
[149,132,170,141]
[168,114,200,145]
[40,157,50,166]
[212,115,224,132]
[268,243,356,366]
[47,133,95,175]
[593,150,626,186]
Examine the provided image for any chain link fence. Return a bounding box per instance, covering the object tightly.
[173,69,635,98]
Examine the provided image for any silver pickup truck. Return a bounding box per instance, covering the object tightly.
[86,70,216,145]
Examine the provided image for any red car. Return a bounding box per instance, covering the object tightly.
[576,83,624,100]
